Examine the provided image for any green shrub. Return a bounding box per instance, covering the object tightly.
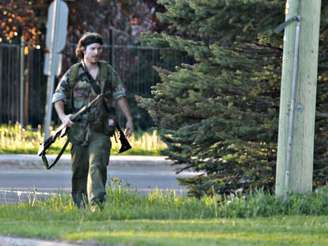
[139,0,328,197]
[2,182,328,220]
[217,187,328,218]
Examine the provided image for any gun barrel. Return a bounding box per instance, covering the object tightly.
[70,94,103,121]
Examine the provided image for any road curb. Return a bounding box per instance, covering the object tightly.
[0,154,173,169]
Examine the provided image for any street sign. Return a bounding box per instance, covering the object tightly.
[46,0,68,53]
[44,0,68,76]
[44,53,62,76]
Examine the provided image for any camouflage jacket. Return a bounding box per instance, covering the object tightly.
[52,61,126,144]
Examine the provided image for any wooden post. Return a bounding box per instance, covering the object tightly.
[276,0,321,197]
[19,37,24,126]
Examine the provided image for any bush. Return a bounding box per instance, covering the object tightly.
[139,0,328,197]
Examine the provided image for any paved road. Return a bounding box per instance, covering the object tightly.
[0,161,195,204]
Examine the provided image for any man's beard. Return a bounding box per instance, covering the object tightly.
[87,56,99,64]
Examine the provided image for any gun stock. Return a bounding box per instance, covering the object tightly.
[117,126,132,153]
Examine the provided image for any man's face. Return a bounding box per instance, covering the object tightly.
[84,43,103,64]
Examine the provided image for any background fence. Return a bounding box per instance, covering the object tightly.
[0,44,22,124]
[0,38,184,130]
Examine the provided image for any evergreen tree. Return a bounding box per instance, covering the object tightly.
[139,0,328,197]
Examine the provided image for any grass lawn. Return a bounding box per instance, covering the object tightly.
[0,124,166,155]
[0,216,327,245]
[1,187,328,245]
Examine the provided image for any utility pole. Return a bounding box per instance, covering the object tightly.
[276,0,321,198]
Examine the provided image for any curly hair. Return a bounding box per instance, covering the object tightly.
[75,32,104,59]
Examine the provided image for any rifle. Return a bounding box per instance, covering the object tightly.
[38,94,132,169]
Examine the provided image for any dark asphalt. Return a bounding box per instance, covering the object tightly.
[0,155,197,204]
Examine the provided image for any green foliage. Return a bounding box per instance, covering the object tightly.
[2,183,328,220]
[219,186,328,218]
[0,180,218,221]
[139,0,328,196]
[2,183,328,245]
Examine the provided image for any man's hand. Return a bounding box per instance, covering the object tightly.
[117,97,133,138]
[125,119,133,138]
[61,114,74,128]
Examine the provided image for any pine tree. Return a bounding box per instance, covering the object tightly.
[139,0,328,197]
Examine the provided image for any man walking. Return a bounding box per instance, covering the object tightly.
[52,32,133,210]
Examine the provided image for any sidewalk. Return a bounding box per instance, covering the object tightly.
[0,154,172,169]
[0,236,99,246]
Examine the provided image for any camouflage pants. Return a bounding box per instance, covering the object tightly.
[70,130,111,208]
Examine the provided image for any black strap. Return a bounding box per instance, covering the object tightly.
[41,138,70,169]
[80,63,116,115]
[81,63,102,95]
[87,74,101,95]
[70,63,102,113]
